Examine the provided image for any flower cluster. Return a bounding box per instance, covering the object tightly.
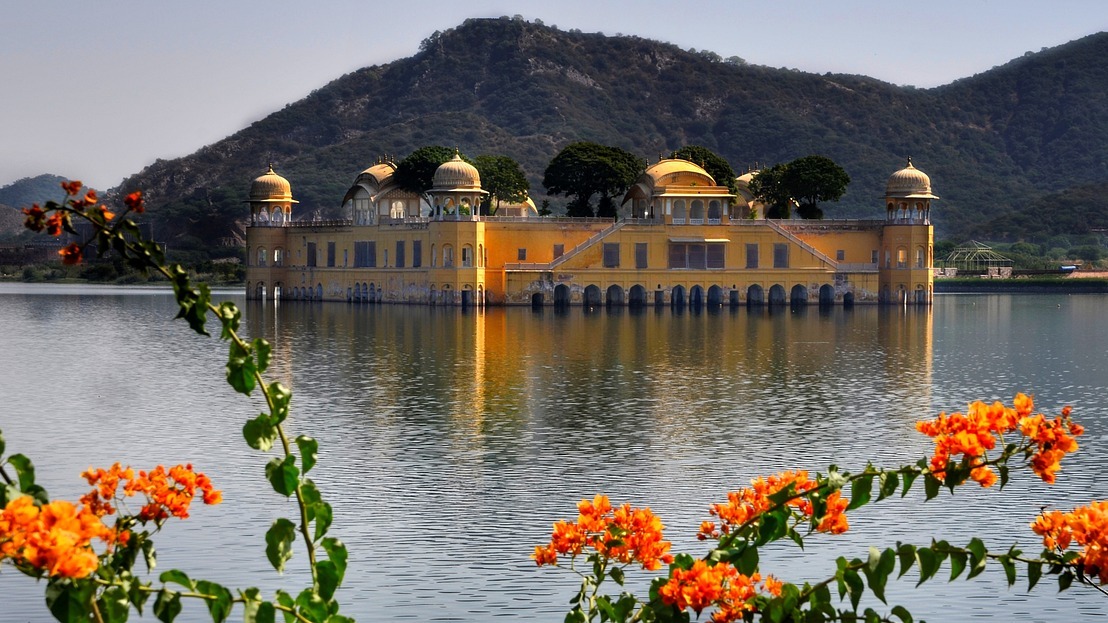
[915,394,1081,486]
[1032,500,1108,583]
[698,470,849,539]
[0,496,120,579]
[658,559,782,622]
[81,462,222,523]
[21,181,144,266]
[532,495,673,570]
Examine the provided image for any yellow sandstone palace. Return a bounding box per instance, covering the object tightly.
[245,155,935,306]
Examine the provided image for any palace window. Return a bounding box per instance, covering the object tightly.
[836,250,845,262]
[413,240,422,267]
[396,241,405,268]
[462,245,473,267]
[327,242,336,267]
[518,248,527,261]
[773,243,788,268]
[669,243,725,269]
[553,244,564,259]
[897,247,907,269]
[306,242,317,267]
[916,247,925,268]
[871,249,879,264]
[603,243,620,268]
[746,244,759,269]
[635,243,648,269]
[257,247,267,267]
[354,241,375,267]
[443,245,454,267]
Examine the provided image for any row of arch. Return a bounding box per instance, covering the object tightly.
[534,284,851,308]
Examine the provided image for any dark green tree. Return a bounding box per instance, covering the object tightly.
[781,155,850,219]
[394,146,460,194]
[473,154,529,215]
[748,163,791,219]
[670,145,738,195]
[543,142,645,217]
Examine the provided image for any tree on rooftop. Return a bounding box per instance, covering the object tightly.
[394,146,460,194]
[543,142,645,217]
[748,163,792,219]
[781,155,850,219]
[474,155,529,215]
[670,145,738,195]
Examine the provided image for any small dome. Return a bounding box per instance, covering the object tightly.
[250,165,295,202]
[644,158,716,186]
[432,152,482,190]
[886,158,937,199]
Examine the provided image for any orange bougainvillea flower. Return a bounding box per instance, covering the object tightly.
[698,470,848,539]
[123,190,145,213]
[0,495,119,579]
[45,211,65,236]
[1032,500,1108,584]
[916,394,1081,486]
[21,204,46,232]
[532,494,673,570]
[658,560,781,622]
[81,462,221,523]
[60,180,83,196]
[58,243,83,265]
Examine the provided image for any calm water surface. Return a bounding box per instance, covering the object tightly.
[1,283,1106,621]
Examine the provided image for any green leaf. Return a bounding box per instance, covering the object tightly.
[129,578,152,615]
[843,568,864,610]
[825,466,847,490]
[154,589,182,623]
[916,548,938,586]
[897,544,916,578]
[999,463,1010,488]
[737,543,759,576]
[253,337,272,373]
[1059,570,1074,591]
[321,538,348,584]
[99,586,130,623]
[195,580,233,623]
[848,475,873,511]
[217,302,242,340]
[7,453,35,491]
[966,537,988,580]
[268,382,292,424]
[878,472,899,500]
[862,548,895,603]
[317,561,340,601]
[275,591,295,623]
[609,566,625,586]
[266,518,297,573]
[949,550,967,580]
[766,482,797,506]
[295,588,328,623]
[0,429,5,456]
[226,341,258,395]
[901,470,918,497]
[266,456,300,497]
[253,602,277,623]
[46,581,96,623]
[159,569,194,591]
[142,538,157,572]
[296,436,318,474]
[924,474,941,500]
[998,556,1017,587]
[891,605,913,623]
[244,413,278,452]
[1027,561,1043,591]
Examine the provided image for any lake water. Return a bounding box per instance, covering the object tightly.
[1,283,1106,622]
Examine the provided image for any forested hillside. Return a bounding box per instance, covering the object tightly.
[109,17,1108,253]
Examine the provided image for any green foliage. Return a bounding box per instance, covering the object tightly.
[752,156,850,219]
[394,145,459,194]
[749,164,791,218]
[670,145,738,194]
[473,154,529,214]
[543,142,645,217]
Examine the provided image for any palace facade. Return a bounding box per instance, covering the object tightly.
[245,155,936,306]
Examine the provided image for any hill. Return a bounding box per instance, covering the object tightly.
[114,17,1108,254]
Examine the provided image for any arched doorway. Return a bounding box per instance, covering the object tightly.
[768,284,786,305]
[606,285,625,306]
[747,284,764,305]
[844,292,855,307]
[689,285,704,308]
[583,285,602,307]
[554,284,571,307]
[531,292,544,308]
[790,284,808,306]
[628,285,647,308]
[707,285,724,307]
[819,284,835,306]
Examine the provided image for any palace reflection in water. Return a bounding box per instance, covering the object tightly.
[3,284,1105,622]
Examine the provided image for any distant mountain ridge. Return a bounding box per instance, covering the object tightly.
[110,18,1108,252]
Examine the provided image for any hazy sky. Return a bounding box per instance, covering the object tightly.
[3,1,1106,191]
